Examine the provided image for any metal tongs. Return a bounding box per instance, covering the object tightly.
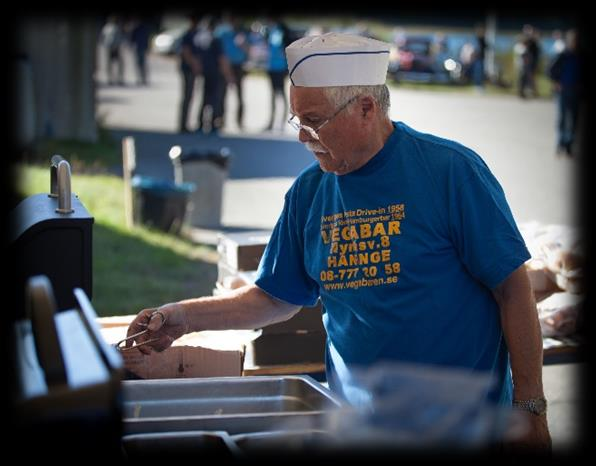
[114,310,166,352]
[115,324,160,352]
[115,330,159,352]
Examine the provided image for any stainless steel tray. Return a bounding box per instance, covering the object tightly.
[122,430,241,457]
[122,375,342,435]
[230,429,338,452]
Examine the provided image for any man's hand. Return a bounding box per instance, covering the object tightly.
[124,303,190,354]
[505,412,552,455]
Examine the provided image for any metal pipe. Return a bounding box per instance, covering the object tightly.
[49,154,64,198]
[55,159,74,214]
[169,145,183,184]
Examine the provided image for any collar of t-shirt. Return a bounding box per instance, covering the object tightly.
[344,121,400,178]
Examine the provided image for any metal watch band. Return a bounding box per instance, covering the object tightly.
[512,397,547,415]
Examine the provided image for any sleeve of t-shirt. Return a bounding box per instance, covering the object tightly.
[254,185,320,307]
[448,158,531,290]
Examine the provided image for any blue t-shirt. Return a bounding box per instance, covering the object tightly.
[216,23,248,65]
[255,121,530,406]
[266,25,288,72]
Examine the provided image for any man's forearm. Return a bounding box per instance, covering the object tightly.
[494,266,545,400]
[173,284,301,333]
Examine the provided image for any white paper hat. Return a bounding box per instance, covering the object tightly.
[286,32,391,87]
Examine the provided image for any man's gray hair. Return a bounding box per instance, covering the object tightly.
[323,85,390,115]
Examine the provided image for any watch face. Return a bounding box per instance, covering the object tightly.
[513,398,548,415]
[532,398,547,414]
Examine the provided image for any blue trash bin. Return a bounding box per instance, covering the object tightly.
[131,175,195,234]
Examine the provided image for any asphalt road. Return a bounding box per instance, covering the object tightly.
[96,49,586,455]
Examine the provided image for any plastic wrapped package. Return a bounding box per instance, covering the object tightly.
[518,222,580,260]
[320,362,525,451]
[555,267,583,294]
[537,292,584,338]
[542,241,584,293]
[519,222,584,294]
[524,258,558,294]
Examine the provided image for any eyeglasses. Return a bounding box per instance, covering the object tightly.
[287,95,360,141]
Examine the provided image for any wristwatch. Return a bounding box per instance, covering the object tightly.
[513,397,548,416]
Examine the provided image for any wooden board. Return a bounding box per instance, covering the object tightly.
[243,362,326,376]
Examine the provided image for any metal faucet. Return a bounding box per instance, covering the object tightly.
[49,154,64,198]
[55,159,74,214]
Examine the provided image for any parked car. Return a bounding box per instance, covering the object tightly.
[388,35,463,84]
[151,26,186,55]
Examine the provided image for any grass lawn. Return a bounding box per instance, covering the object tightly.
[16,164,219,317]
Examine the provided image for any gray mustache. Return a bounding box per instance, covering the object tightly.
[306,142,326,153]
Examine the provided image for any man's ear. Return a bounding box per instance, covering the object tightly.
[360,96,375,118]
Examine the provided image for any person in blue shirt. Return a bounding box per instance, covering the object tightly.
[216,12,250,130]
[127,16,152,86]
[178,14,202,133]
[264,17,291,131]
[548,28,581,157]
[125,32,551,453]
[194,16,234,135]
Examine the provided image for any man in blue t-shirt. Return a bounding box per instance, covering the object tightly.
[126,32,551,453]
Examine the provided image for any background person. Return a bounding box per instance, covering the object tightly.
[194,16,234,135]
[518,24,542,99]
[178,13,202,133]
[100,15,126,86]
[471,24,487,90]
[548,28,581,157]
[127,16,151,86]
[264,16,291,131]
[216,12,250,130]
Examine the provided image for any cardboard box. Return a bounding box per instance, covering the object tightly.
[217,261,258,287]
[217,260,235,285]
[120,345,243,379]
[98,317,245,379]
[261,302,325,335]
[217,230,271,271]
[244,332,327,367]
[212,285,326,336]
[525,260,559,293]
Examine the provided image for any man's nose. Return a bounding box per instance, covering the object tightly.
[298,128,314,143]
